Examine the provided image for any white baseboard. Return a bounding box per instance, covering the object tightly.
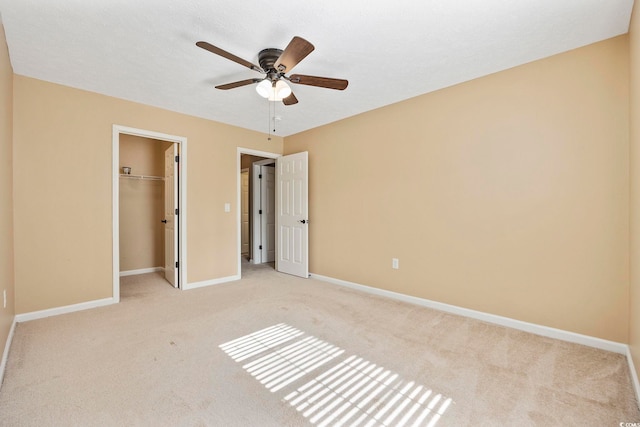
[15,297,116,323]
[627,346,640,408]
[310,273,628,355]
[119,267,164,277]
[0,318,16,390]
[183,275,241,290]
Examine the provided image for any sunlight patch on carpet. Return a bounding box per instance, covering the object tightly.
[219,323,303,362]
[220,324,453,426]
[284,355,452,427]
[242,335,345,392]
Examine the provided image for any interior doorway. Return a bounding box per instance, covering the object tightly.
[113,125,187,302]
[252,159,276,264]
[239,153,276,266]
[241,168,250,259]
[118,135,174,286]
[238,149,280,275]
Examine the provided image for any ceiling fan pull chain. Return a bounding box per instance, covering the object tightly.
[267,99,271,141]
[273,97,277,134]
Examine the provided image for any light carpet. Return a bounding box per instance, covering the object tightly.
[0,263,638,426]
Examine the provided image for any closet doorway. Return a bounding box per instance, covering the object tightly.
[112,126,187,302]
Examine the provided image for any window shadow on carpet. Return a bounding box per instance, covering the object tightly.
[220,323,452,427]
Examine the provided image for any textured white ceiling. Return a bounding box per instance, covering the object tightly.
[0,0,634,136]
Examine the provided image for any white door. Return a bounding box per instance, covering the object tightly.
[241,170,249,256]
[262,166,276,262]
[276,152,308,278]
[164,144,178,287]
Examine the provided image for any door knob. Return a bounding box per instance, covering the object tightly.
[161,219,167,223]
[299,219,308,224]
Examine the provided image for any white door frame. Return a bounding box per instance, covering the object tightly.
[252,159,276,264]
[113,125,188,302]
[237,148,280,276]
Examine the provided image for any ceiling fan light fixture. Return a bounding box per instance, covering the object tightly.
[256,79,272,98]
[275,80,292,99]
[263,80,292,102]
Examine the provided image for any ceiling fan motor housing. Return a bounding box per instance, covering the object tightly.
[258,48,284,78]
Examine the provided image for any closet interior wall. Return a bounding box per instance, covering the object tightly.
[119,135,173,273]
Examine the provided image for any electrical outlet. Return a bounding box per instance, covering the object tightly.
[392,258,399,269]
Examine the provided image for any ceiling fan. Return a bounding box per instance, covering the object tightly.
[196,36,348,106]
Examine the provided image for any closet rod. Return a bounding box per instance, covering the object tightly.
[119,174,164,181]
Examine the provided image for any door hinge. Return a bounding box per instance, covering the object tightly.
[259,209,262,215]
[259,174,262,179]
[175,155,179,162]
[175,261,179,268]
[259,245,262,250]
[175,208,179,215]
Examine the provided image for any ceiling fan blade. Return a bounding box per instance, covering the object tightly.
[196,41,262,72]
[215,78,262,90]
[282,92,299,106]
[289,74,348,90]
[273,36,315,73]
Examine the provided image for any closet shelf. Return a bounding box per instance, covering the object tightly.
[119,174,164,181]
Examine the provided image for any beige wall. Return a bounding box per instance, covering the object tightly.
[119,135,171,272]
[0,19,15,356]
[629,2,640,377]
[13,76,282,313]
[285,36,630,342]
